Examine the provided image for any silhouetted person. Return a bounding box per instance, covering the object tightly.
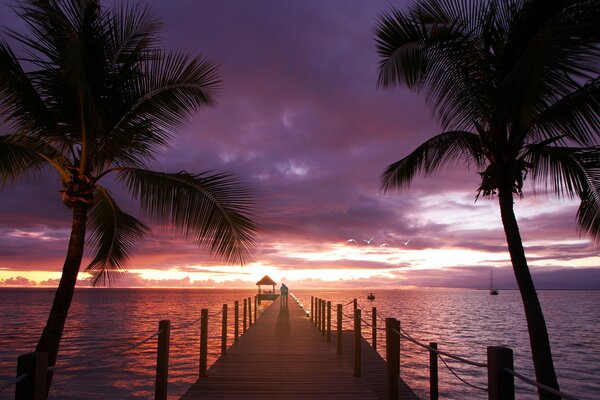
[280,283,288,307]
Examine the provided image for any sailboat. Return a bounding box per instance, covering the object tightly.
[490,270,499,295]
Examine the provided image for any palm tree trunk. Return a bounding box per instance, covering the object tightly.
[35,203,88,397]
[498,188,560,400]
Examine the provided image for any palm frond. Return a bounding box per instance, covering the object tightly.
[119,168,256,264]
[531,77,600,146]
[95,3,162,151]
[375,1,494,130]
[375,8,427,88]
[0,39,53,136]
[113,50,221,138]
[93,51,221,169]
[6,0,108,163]
[526,147,600,226]
[381,130,482,193]
[107,2,162,68]
[525,146,600,244]
[0,134,69,186]
[499,0,600,136]
[86,186,150,286]
[577,185,600,245]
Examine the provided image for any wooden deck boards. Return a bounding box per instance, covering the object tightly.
[180,298,419,399]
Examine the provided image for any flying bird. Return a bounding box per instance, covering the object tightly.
[363,237,374,245]
[401,239,411,246]
[379,243,389,247]
[346,239,357,244]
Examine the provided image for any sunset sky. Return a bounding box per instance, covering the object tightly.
[1,0,599,290]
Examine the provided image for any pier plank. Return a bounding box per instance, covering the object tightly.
[180,297,418,399]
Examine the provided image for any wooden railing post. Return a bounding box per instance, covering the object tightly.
[155,319,170,400]
[317,298,321,329]
[199,309,208,377]
[372,306,377,350]
[15,352,47,400]
[353,308,361,377]
[487,346,514,400]
[353,298,357,314]
[311,296,314,324]
[429,342,438,400]
[319,299,323,331]
[398,319,402,376]
[243,298,247,333]
[337,304,343,355]
[221,304,228,356]
[386,318,400,400]
[321,299,326,336]
[254,296,257,323]
[248,297,252,327]
[316,298,321,329]
[234,301,239,342]
[327,301,331,343]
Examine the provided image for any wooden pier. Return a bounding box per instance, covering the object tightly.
[180,297,419,399]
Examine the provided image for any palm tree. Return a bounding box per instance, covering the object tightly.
[0,0,256,394]
[375,0,600,398]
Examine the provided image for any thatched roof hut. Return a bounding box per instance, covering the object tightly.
[256,275,276,286]
[256,275,278,303]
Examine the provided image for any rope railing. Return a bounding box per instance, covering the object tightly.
[359,315,386,331]
[396,326,487,368]
[48,328,162,372]
[438,354,488,392]
[171,313,204,331]
[394,325,491,394]
[356,303,371,313]
[506,368,582,400]
[0,373,28,393]
[209,308,224,317]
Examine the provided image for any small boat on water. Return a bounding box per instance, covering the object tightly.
[367,292,375,300]
[490,270,499,295]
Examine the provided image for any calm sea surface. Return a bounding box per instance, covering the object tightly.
[0,288,598,399]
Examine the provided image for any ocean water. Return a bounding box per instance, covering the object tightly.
[0,288,598,399]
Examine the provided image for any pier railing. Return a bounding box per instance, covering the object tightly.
[1,295,265,400]
[307,295,585,400]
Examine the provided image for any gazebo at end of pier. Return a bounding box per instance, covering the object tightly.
[256,275,278,303]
